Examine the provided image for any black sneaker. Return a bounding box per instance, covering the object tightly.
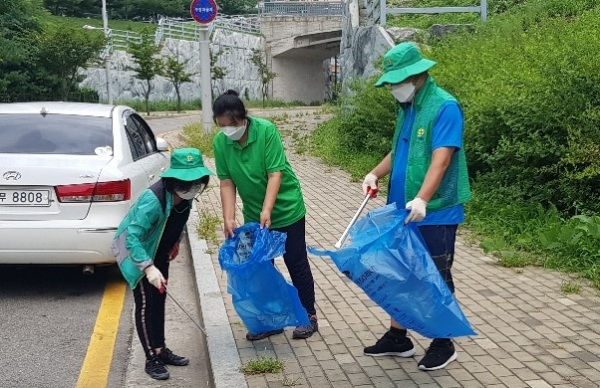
[418,339,457,371]
[364,331,416,357]
[159,348,189,366]
[292,315,319,339]
[145,357,169,380]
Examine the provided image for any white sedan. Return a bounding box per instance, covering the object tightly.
[0,102,170,271]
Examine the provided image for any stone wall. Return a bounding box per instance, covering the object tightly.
[79,29,263,103]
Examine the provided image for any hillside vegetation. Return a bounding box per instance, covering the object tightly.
[311,0,600,288]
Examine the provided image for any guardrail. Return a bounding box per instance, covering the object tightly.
[155,15,262,43]
[258,1,343,16]
[368,0,487,25]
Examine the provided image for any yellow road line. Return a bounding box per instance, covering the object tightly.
[76,273,127,388]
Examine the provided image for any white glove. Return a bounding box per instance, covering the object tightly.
[405,197,427,223]
[144,265,166,290]
[362,173,379,196]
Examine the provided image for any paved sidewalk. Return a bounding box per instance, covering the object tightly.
[193,116,600,388]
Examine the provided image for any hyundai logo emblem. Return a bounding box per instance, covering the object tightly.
[3,171,22,181]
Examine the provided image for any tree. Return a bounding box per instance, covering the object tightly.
[163,54,194,113]
[38,23,106,100]
[0,0,50,102]
[210,47,228,80]
[249,49,276,108]
[217,0,259,15]
[128,30,163,114]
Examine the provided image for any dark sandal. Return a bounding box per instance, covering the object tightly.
[245,329,284,341]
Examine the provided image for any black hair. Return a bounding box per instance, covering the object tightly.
[164,176,209,193]
[212,89,248,123]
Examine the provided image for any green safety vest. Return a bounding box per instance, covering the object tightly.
[390,77,471,211]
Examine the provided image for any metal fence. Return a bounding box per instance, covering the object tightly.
[258,1,343,16]
[368,0,487,25]
[155,15,262,43]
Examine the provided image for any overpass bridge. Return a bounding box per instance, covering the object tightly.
[259,1,343,102]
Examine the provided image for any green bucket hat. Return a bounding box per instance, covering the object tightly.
[375,42,437,87]
[161,148,214,181]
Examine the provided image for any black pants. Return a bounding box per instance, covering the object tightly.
[273,216,316,316]
[133,255,170,360]
[418,225,458,294]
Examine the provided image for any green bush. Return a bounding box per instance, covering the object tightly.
[430,4,600,214]
[69,87,100,103]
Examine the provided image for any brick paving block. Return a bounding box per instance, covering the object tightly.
[340,361,363,375]
[368,376,396,387]
[459,361,488,374]
[385,368,410,381]
[447,367,476,382]
[538,370,567,385]
[525,379,554,388]
[301,365,325,378]
[313,359,336,372]
[246,375,268,388]
[460,380,486,388]
[358,365,385,379]
[407,371,437,385]
[562,357,594,371]
[536,354,564,366]
[578,368,600,382]
[298,356,319,367]
[472,371,502,385]
[311,349,334,362]
[326,374,350,384]
[497,375,529,388]
[487,364,516,379]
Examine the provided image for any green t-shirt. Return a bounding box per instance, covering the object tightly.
[213,116,306,229]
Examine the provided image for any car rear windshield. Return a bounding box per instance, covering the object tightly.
[0,114,113,155]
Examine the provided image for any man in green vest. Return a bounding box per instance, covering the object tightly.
[361,42,471,371]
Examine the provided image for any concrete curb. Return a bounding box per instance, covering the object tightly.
[187,200,248,388]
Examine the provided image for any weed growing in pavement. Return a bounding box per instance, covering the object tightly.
[560,281,582,295]
[271,113,290,126]
[240,356,284,375]
[197,210,220,247]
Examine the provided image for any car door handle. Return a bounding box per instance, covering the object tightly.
[149,174,155,180]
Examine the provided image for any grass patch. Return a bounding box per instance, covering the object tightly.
[561,281,582,295]
[183,123,218,158]
[197,210,220,246]
[240,356,284,375]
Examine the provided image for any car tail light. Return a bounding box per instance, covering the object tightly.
[56,180,131,203]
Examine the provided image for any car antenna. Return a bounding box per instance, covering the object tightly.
[40,107,48,117]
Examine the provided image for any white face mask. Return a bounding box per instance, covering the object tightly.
[221,124,246,141]
[391,82,416,103]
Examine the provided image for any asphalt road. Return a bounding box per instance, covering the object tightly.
[0,265,131,388]
[0,114,223,388]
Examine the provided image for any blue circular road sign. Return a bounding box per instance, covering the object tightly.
[190,0,218,24]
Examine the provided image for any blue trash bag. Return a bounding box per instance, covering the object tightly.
[308,203,476,339]
[218,222,310,334]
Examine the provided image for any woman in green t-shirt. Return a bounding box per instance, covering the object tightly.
[212,90,318,341]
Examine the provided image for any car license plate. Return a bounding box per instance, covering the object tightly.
[0,189,51,207]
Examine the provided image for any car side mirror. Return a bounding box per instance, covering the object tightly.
[156,137,169,152]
